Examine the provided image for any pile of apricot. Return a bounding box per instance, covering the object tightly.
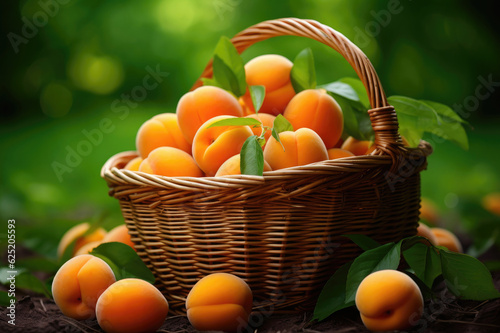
[125,54,386,178]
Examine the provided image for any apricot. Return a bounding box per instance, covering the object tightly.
[96,278,169,333]
[431,227,463,253]
[192,115,254,177]
[136,113,191,159]
[186,273,253,333]
[340,136,375,156]
[355,269,424,332]
[263,127,328,170]
[74,241,101,256]
[245,112,276,148]
[482,192,500,216]
[215,154,272,177]
[283,89,343,148]
[123,156,143,171]
[176,85,243,144]
[327,148,355,160]
[139,147,204,177]
[57,223,107,258]
[102,224,135,250]
[416,222,438,246]
[52,255,116,320]
[420,197,440,225]
[241,54,296,115]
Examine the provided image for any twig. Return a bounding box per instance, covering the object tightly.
[60,317,101,333]
[39,298,47,312]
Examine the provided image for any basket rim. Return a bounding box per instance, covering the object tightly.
[100,140,432,190]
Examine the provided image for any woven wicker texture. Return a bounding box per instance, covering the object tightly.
[101,18,432,314]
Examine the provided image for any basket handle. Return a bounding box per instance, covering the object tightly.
[192,18,403,153]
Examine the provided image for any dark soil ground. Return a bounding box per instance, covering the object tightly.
[2,240,500,333]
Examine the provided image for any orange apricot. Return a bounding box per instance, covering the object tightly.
[215,154,272,177]
[192,115,254,177]
[52,255,116,320]
[419,197,440,225]
[245,113,276,148]
[482,192,500,216]
[57,223,107,258]
[102,224,135,250]
[355,269,424,332]
[96,278,169,333]
[340,136,374,156]
[327,148,355,160]
[241,54,296,115]
[176,85,243,144]
[431,227,463,253]
[283,89,343,148]
[74,241,101,256]
[136,113,191,159]
[139,147,204,177]
[186,273,253,333]
[416,222,438,246]
[123,156,143,171]
[263,128,328,170]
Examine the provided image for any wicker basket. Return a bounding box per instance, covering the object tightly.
[101,18,432,315]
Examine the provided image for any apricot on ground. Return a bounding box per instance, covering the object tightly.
[192,115,254,177]
[420,197,440,225]
[186,273,253,333]
[240,54,296,116]
[263,127,328,170]
[283,89,343,149]
[416,222,438,246]
[57,223,107,258]
[431,227,463,253]
[215,154,272,177]
[176,85,243,144]
[52,255,116,320]
[136,113,191,159]
[482,192,500,216]
[139,147,204,177]
[96,278,169,333]
[102,224,135,250]
[355,269,424,332]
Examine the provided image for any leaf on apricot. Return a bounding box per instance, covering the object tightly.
[440,250,500,300]
[212,36,246,96]
[403,242,442,288]
[312,261,354,322]
[271,115,293,151]
[344,241,402,303]
[249,85,265,113]
[240,135,265,176]
[90,242,155,284]
[291,48,316,93]
[207,117,262,128]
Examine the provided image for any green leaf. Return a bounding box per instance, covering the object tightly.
[467,230,498,258]
[421,100,469,150]
[483,261,500,272]
[201,77,222,88]
[240,136,264,176]
[212,36,246,96]
[345,242,402,303]
[207,117,262,128]
[90,242,155,284]
[403,242,442,288]
[0,291,12,307]
[249,85,265,113]
[291,48,316,93]
[271,115,294,151]
[321,80,373,140]
[338,77,370,108]
[17,257,59,274]
[343,234,381,251]
[440,250,500,300]
[16,271,51,298]
[313,261,354,321]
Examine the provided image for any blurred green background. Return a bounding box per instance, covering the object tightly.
[1,0,499,259]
